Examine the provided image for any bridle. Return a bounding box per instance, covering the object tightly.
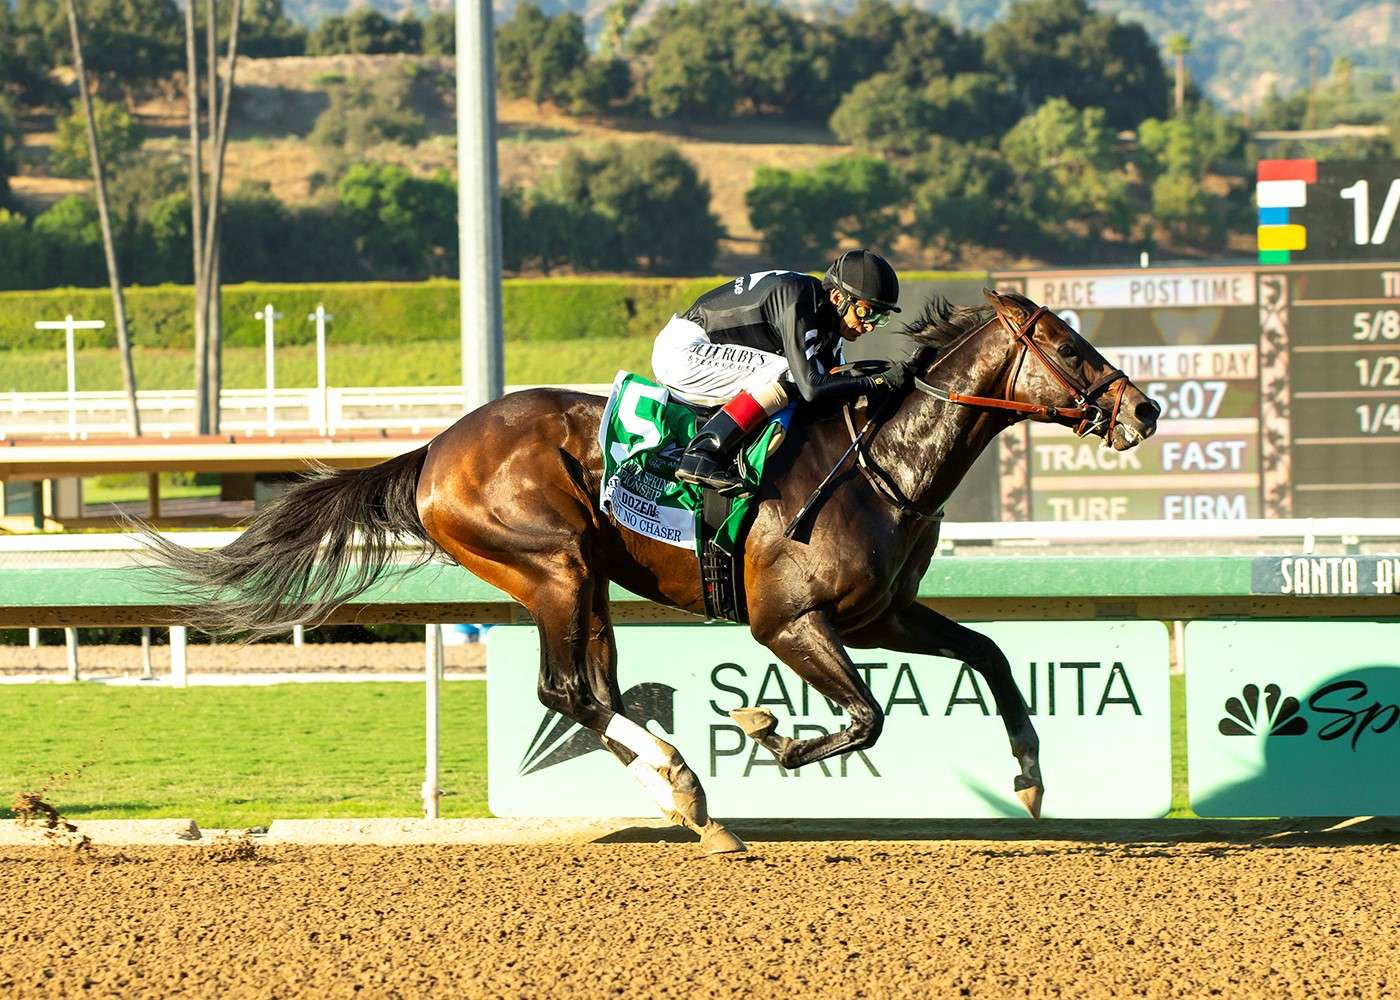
[784,304,1134,537]
[914,305,1130,439]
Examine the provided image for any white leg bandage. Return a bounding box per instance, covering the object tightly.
[605,714,672,768]
[627,757,680,813]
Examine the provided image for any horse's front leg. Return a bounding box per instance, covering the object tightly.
[732,611,884,769]
[845,604,1044,818]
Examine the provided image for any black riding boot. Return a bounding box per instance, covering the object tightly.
[676,410,747,494]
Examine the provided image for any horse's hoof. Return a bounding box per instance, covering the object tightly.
[729,707,777,740]
[699,821,747,855]
[1016,782,1044,820]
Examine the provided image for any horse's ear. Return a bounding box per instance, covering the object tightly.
[982,287,1021,317]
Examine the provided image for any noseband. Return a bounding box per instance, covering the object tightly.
[914,305,1129,438]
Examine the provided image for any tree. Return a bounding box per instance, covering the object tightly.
[422,10,454,56]
[567,58,631,116]
[0,209,44,289]
[830,72,1019,154]
[984,0,1168,130]
[33,195,103,284]
[1137,108,1243,181]
[0,2,57,106]
[527,12,587,106]
[1149,171,1220,246]
[641,27,734,119]
[548,142,721,272]
[187,0,245,434]
[830,73,931,156]
[1166,34,1191,117]
[0,97,20,211]
[308,9,420,55]
[49,98,144,179]
[309,75,427,149]
[336,163,456,278]
[746,155,906,260]
[910,138,1020,249]
[630,0,838,119]
[836,0,982,88]
[1000,98,1132,238]
[746,166,835,259]
[495,3,549,99]
[65,0,140,434]
[238,0,305,58]
[30,0,184,93]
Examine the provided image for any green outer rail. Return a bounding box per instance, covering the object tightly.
[3,556,1397,627]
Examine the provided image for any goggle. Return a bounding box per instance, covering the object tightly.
[847,299,892,329]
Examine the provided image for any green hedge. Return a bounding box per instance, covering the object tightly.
[0,272,984,351]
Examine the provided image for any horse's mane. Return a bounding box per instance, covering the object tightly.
[900,296,994,356]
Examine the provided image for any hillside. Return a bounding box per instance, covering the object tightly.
[12,53,1024,274]
[275,0,1399,112]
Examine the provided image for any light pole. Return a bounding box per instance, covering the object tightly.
[456,0,505,414]
[34,315,106,440]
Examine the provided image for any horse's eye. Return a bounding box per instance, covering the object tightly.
[1057,343,1078,360]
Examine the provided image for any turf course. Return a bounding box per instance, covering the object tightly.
[0,338,650,394]
[1,677,1193,826]
[0,682,488,826]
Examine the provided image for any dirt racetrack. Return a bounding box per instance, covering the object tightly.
[3,830,1397,998]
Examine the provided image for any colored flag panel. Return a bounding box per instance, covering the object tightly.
[1257,180,1308,208]
[1256,159,1318,183]
[1257,224,1307,251]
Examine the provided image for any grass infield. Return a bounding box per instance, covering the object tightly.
[0,338,650,395]
[0,682,488,827]
[1,676,1193,826]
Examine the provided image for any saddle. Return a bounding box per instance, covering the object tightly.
[597,373,792,624]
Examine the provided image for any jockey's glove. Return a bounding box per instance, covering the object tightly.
[882,358,916,392]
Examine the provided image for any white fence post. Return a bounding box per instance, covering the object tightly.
[423,623,443,820]
[33,316,105,440]
[292,624,304,648]
[28,628,39,649]
[255,305,283,436]
[309,305,333,437]
[64,627,79,682]
[169,626,188,688]
[140,627,153,680]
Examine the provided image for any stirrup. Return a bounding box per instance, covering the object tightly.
[676,456,748,496]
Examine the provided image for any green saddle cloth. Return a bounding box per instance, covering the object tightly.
[599,372,790,557]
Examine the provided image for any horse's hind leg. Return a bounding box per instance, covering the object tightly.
[847,604,1043,818]
[583,587,745,854]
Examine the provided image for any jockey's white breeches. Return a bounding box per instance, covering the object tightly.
[651,315,791,407]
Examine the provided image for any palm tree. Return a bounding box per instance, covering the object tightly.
[1166,34,1191,117]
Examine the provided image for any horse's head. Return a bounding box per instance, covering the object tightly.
[982,289,1160,451]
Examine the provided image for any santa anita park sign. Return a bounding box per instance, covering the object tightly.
[487,623,1173,819]
[488,619,1400,819]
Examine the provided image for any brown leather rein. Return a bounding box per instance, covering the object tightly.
[913,305,1130,439]
[786,306,1133,534]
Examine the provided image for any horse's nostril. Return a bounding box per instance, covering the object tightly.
[1136,400,1161,423]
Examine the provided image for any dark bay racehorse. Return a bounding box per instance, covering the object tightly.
[142,291,1159,853]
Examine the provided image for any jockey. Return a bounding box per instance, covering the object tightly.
[652,248,911,493]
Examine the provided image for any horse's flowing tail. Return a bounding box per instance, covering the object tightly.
[137,445,435,636]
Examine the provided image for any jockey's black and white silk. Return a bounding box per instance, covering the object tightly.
[652,270,853,407]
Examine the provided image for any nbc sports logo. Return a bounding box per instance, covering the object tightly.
[1218,683,1308,737]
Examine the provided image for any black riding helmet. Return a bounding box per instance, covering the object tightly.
[822,249,901,314]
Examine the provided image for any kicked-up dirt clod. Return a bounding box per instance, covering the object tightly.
[1,836,1397,998]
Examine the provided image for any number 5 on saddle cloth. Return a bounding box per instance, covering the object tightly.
[599,372,793,623]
